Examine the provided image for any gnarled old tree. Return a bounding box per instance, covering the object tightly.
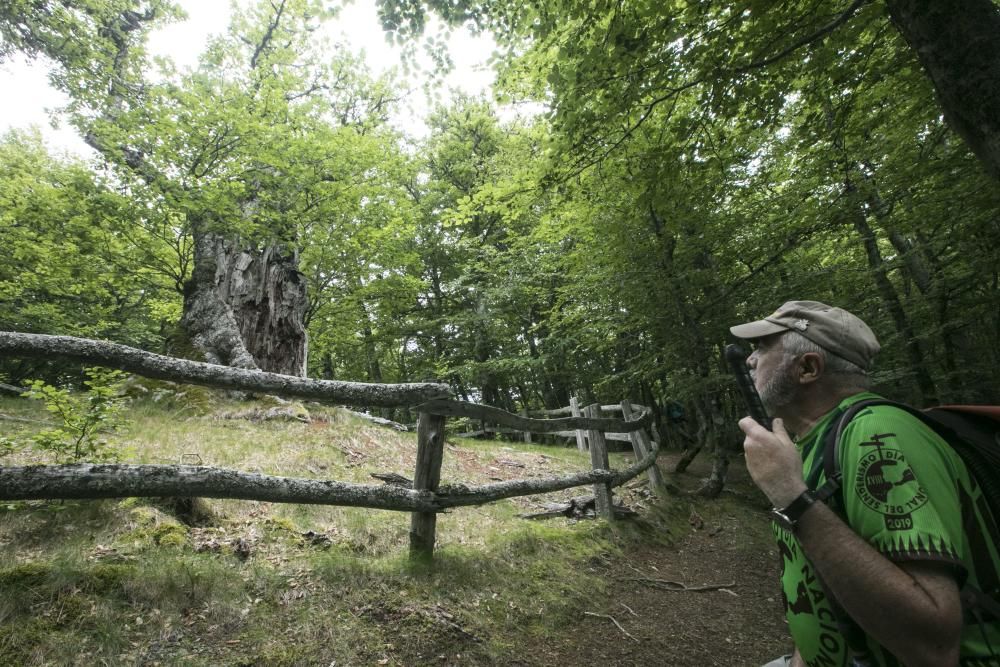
[169,2,311,376]
[81,1,315,376]
[2,1,394,377]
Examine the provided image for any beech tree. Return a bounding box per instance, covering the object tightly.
[376,0,1000,181]
[373,0,1000,402]
[2,1,404,377]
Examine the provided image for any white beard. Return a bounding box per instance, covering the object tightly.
[756,357,799,415]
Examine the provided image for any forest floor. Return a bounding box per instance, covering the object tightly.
[521,450,791,667]
[0,392,791,666]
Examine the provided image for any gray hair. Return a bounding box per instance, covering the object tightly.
[780,331,872,390]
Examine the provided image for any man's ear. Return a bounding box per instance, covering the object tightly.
[797,352,824,385]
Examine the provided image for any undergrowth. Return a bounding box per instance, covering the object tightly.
[0,393,688,666]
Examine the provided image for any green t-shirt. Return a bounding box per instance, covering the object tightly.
[775,392,1000,666]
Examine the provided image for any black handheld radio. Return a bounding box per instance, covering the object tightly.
[723,343,772,431]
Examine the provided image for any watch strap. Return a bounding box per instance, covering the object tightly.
[771,489,816,530]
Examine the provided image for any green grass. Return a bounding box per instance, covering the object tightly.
[0,392,687,666]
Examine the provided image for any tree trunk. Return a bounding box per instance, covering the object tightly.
[183,231,308,377]
[673,440,702,473]
[697,444,731,499]
[885,0,1000,181]
[849,205,938,404]
[696,398,730,498]
[321,353,334,380]
[674,399,710,473]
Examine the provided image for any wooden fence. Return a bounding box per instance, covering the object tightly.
[0,332,664,560]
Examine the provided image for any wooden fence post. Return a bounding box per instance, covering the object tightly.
[570,396,587,452]
[520,409,532,443]
[584,403,613,520]
[621,399,664,492]
[410,410,446,560]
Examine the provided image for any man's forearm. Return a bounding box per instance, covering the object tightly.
[793,502,961,666]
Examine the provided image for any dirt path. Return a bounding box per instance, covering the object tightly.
[519,450,792,666]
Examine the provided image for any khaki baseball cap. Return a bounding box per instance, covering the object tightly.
[729,300,880,369]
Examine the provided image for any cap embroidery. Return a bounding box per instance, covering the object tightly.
[793,319,809,331]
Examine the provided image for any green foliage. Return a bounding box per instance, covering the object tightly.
[24,368,130,463]
[0,130,179,354]
[370,0,1000,417]
[0,414,16,457]
[3,0,1000,437]
[0,1,182,67]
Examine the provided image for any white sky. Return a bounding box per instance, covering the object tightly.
[0,0,497,156]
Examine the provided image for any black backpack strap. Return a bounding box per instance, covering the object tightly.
[815,399,904,506]
[963,583,1000,623]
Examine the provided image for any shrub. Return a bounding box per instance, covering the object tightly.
[24,367,129,463]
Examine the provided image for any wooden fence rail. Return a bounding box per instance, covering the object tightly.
[0,442,658,512]
[0,332,450,407]
[0,331,663,560]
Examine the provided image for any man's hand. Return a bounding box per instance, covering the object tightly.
[739,417,808,508]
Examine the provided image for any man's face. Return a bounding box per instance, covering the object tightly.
[748,332,800,415]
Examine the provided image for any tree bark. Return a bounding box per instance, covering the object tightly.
[885,0,1000,181]
[0,464,437,510]
[183,231,308,377]
[695,397,730,498]
[410,411,446,558]
[621,399,664,491]
[585,403,614,520]
[674,399,711,473]
[417,398,652,433]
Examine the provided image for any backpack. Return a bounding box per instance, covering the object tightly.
[817,399,1000,622]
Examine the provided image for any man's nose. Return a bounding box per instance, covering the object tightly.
[746,350,758,369]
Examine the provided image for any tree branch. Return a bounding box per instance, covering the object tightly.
[250,0,288,70]
[559,0,874,181]
[0,464,437,510]
[733,0,873,73]
[415,398,652,433]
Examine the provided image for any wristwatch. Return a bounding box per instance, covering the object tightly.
[770,489,817,531]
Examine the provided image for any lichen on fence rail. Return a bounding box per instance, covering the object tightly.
[0,332,451,408]
[0,434,658,511]
[416,399,652,434]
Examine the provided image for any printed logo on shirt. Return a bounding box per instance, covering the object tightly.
[853,432,928,531]
[772,523,848,666]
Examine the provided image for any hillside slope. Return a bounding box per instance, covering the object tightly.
[0,393,789,665]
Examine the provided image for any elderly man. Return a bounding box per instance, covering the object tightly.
[732,301,1000,667]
